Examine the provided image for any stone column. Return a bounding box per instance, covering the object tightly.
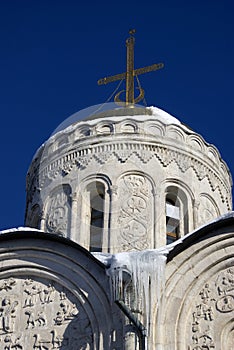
[108,185,119,254]
[193,200,200,229]
[40,210,46,231]
[70,192,78,242]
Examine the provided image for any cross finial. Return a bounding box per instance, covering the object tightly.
[129,28,136,36]
[98,30,164,107]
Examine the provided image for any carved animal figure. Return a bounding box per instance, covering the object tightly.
[33,334,51,350]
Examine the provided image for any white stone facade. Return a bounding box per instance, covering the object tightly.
[1,105,233,350]
[25,106,232,253]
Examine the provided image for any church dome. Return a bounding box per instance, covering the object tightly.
[25,106,232,253]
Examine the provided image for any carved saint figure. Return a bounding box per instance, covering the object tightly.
[43,284,55,304]
[0,298,18,333]
[199,284,211,303]
[23,284,38,307]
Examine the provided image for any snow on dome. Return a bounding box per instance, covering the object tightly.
[47,104,192,142]
[146,106,182,125]
[30,104,193,162]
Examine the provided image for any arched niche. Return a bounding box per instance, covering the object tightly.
[96,122,114,135]
[120,120,138,134]
[144,121,165,137]
[166,125,185,142]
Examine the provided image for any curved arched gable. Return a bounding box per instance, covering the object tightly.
[0,230,124,349]
[156,214,234,350]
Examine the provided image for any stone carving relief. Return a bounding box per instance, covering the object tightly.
[45,186,71,236]
[0,276,92,349]
[117,174,153,251]
[188,267,234,349]
[197,195,219,227]
[30,141,230,211]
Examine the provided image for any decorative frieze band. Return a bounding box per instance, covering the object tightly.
[27,142,231,209]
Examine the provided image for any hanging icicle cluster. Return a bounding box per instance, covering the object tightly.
[106,249,168,333]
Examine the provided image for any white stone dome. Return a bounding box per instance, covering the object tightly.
[25,106,232,253]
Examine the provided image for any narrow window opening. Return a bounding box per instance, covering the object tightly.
[88,182,105,252]
[165,186,189,245]
[166,197,180,244]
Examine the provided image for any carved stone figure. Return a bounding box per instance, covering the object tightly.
[23,284,38,308]
[33,334,51,350]
[189,267,234,349]
[42,284,55,304]
[25,310,35,330]
[0,279,16,292]
[0,276,93,348]
[36,311,46,327]
[0,298,18,333]
[3,334,23,350]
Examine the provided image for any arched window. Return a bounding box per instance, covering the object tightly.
[165,186,188,244]
[87,182,105,252]
[166,196,180,244]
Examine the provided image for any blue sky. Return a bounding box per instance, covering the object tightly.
[0,0,233,229]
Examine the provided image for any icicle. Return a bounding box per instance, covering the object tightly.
[106,253,132,301]
[106,248,168,338]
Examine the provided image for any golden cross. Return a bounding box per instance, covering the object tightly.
[97,29,164,107]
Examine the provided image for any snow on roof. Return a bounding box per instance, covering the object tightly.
[0,226,45,234]
[92,211,234,266]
